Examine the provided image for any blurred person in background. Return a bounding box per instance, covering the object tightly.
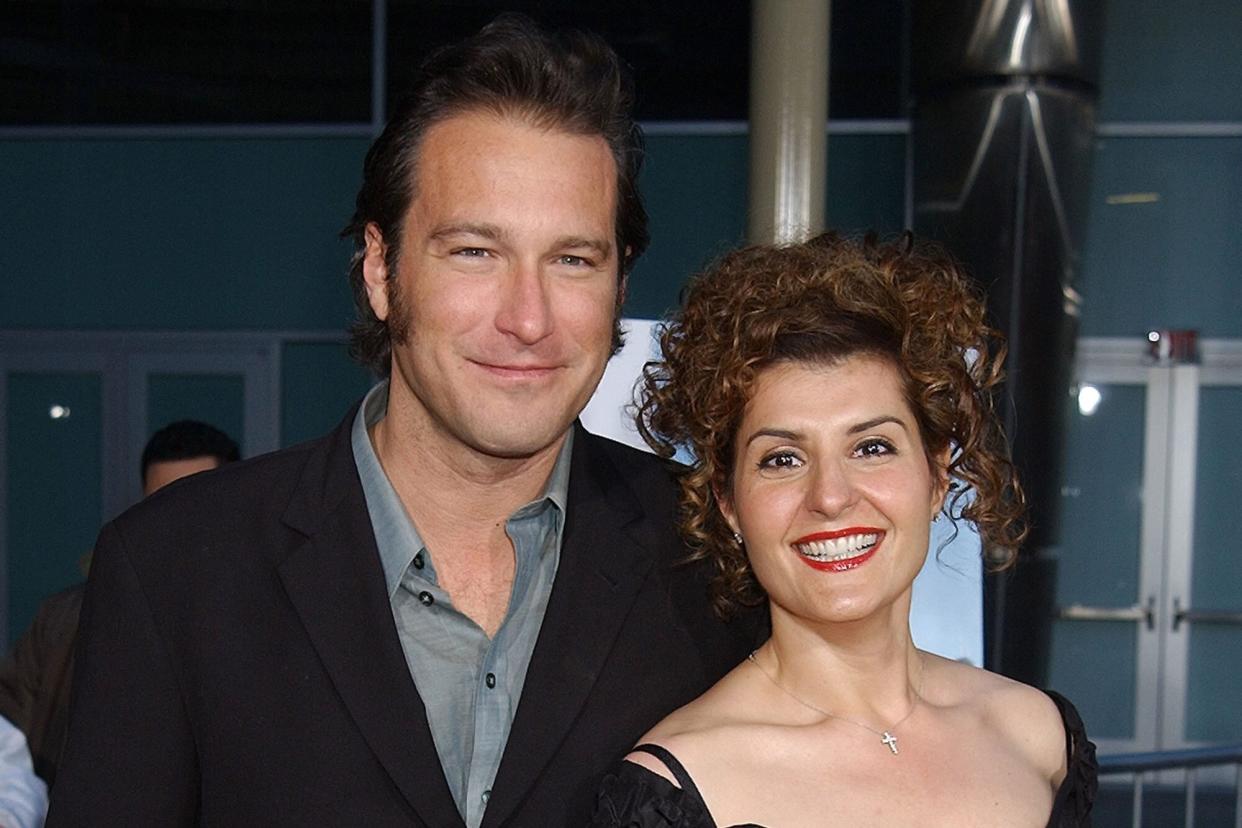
[0,419,239,809]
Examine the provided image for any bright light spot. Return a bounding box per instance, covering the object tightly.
[1077,384,1102,416]
[1147,330,1161,342]
[48,405,71,419]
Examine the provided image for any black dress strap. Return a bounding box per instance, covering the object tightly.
[1043,690,1099,826]
[631,744,710,808]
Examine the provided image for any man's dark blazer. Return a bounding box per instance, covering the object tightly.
[47,409,761,826]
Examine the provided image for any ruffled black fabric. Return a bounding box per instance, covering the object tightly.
[590,761,717,828]
[592,690,1098,828]
[1044,691,1099,827]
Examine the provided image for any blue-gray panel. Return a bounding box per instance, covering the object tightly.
[626,134,749,320]
[1099,0,1242,122]
[628,132,907,320]
[147,373,246,454]
[1186,386,1242,742]
[0,137,367,330]
[1078,137,1242,337]
[1048,620,1137,740]
[6,373,101,645]
[1053,384,1145,605]
[1048,383,1146,739]
[280,342,375,448]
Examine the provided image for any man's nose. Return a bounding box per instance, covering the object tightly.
[495,261,554,345]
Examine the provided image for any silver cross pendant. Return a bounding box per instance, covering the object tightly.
[881,731,899,755]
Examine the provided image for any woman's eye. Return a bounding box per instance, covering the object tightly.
[758,451,803,471]
[854,438,895,458]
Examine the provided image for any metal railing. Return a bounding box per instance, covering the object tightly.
[1099,744,1242,827]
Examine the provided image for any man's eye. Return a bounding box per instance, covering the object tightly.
[453,247,490,258]
[557,254,591,267]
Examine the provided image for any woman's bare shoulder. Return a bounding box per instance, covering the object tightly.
[625,662,769,785]
[928,654,1069,782]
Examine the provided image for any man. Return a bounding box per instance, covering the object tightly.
[48,15,758,828]
[0,420,240,798]
[138,419,241,497]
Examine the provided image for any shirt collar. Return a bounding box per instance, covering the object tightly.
[351,380,574,599]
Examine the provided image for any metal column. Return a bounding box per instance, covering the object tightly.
[748,0,830,244]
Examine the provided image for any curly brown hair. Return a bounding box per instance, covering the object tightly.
[636,232,1027,618]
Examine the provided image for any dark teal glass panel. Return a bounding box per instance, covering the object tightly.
[1099,0,1242,122]
[629,134,749,320]
[0,137,368,331]
[280,343,375,447]
[1048,621,1137,740]
[147,374,245,452]
[1048,383,1146,739]
[629,132,906,320]
[6,373,101,645]
[1053,384,1145,605]
[1186,386,1242,741]
[825,133,907,234]
[1079,137,1242,338]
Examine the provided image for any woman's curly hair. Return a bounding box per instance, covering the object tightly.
[636,231,1027,618]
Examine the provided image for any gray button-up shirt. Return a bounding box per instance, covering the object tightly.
[351,382,569,828]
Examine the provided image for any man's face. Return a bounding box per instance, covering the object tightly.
[143,456,222,496]
[363,110,622,459]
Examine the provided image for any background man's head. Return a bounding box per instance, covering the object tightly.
[342,12,650,377]
[141,420,240,496]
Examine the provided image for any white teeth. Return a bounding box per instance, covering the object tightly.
[795,533,879,561]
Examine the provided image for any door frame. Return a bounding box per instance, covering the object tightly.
[1073,336,1242,754]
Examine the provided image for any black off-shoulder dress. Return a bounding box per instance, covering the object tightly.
[592,691,1097,828]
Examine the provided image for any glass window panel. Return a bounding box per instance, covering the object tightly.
[6,372,101,645]
[631,134,747,319]
[1185,385,1242,742]
[280,342,375,448]
[0,137,368,331]
[1048,383,1146,739]
[1048,621,1137,739]
[146,373,245,454]
[1080,137,1242,338]
[1099,0,1242,122]
[1,1,371,125]
[631,131,906,320]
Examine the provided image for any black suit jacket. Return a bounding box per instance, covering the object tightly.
[47,412,760,826]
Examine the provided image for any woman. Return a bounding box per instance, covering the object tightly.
[593,233,1096,826]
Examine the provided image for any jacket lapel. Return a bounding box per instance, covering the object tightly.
[276,412,465,828]
[482,426,658,827]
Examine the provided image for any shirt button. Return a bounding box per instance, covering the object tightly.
[485,672,496,689]
[418,591,434,606]
[412,552,425,570]
[481,790,491,804]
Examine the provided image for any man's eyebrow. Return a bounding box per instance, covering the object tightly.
[847,415,909,434]
[428,223,505,243]
[553,236,614,258]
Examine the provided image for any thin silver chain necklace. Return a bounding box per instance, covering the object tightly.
[747,649,925,756]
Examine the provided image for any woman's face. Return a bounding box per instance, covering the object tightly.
[720,355,947,626]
